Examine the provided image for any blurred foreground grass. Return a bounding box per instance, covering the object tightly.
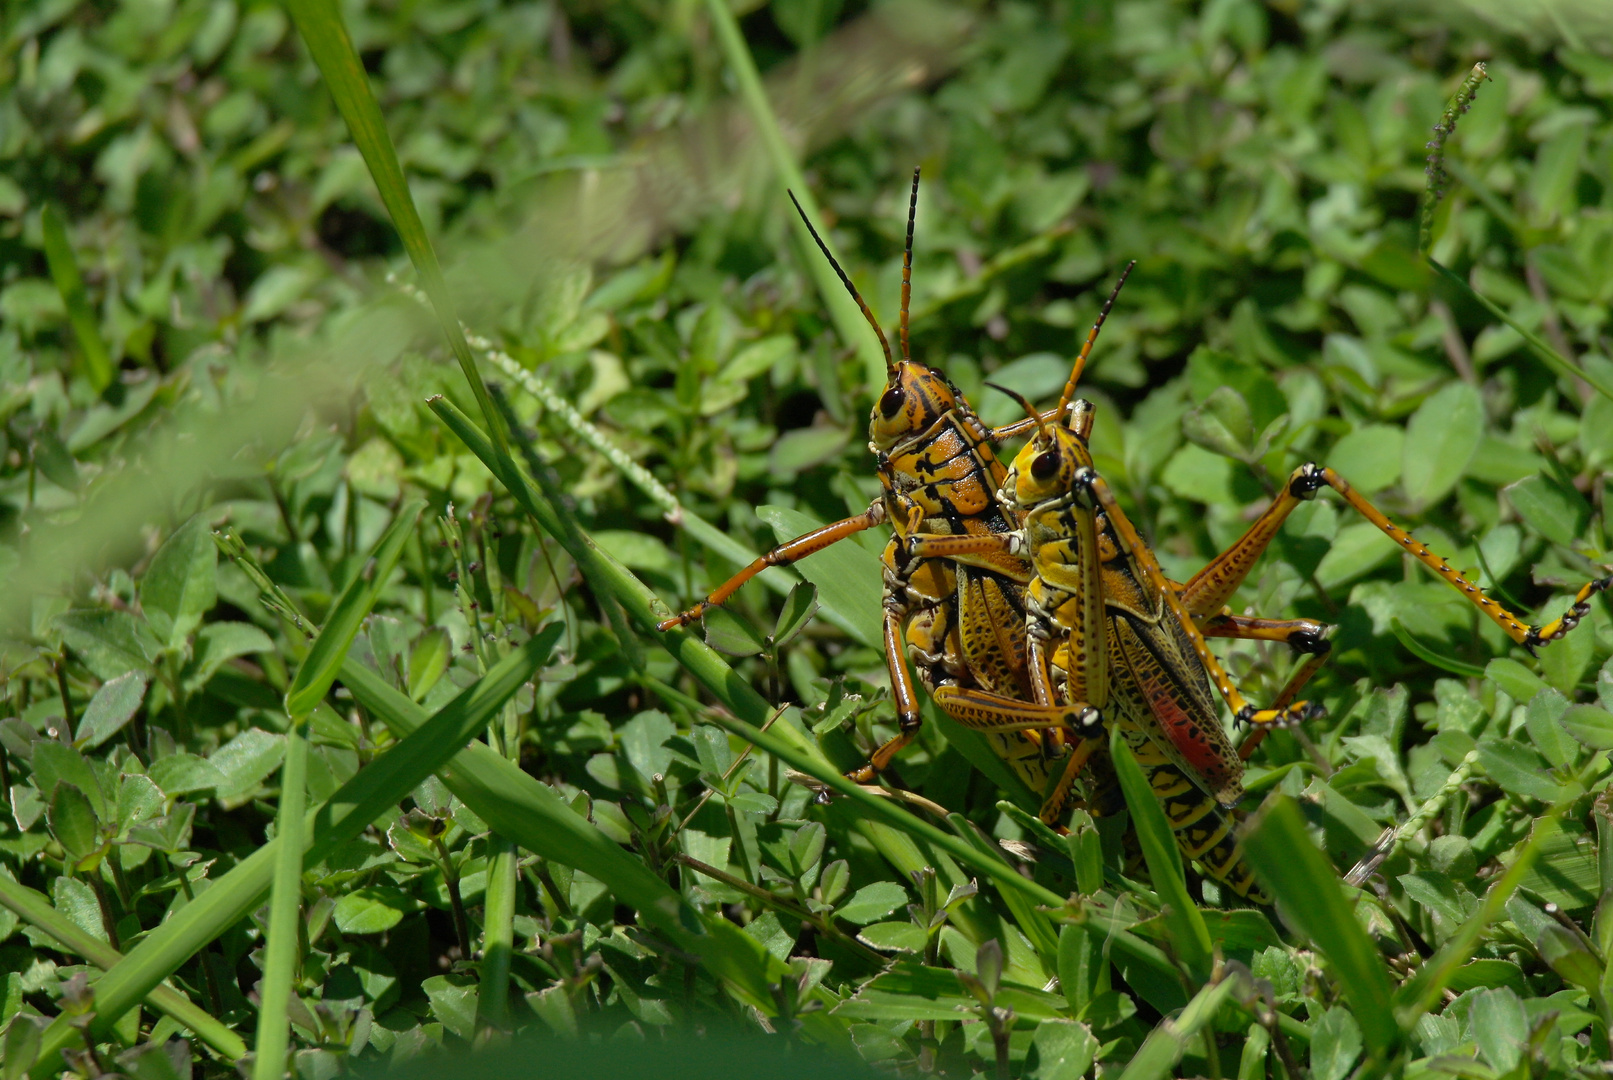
[3,0,1613,1075]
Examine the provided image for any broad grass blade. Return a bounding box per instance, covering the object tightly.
[0,876,244,1060]
[1108,728,1212,978]
[252,719,309,1080]
[281,0,501,437]
[24,630,556,1077]
[284,499,423,718]
[1241,796,1399,1059]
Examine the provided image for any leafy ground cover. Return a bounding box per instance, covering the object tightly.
[3,0,1613,1076]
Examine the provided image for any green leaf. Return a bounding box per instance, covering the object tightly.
[139,515,218,651]
[421,975,478,1041]
[1560,703,1613,750]
[1486,658,1548,703]
[40,205,113,393]
[1029,1019,1097,1080]
[771,581,818,648]
[54,610,158,679]
[1181,386,1255,460]
[24,633,559,1072]
[1504,473,1591,547]
[211,729,286,804]
[1477,740,1564,802]
[332,887,413,934]
[182,623,274,694]
[32,742,106,820]
[856,922,927,953]
[114,774,164,835]
[1524,689,1577,769]
[837,881,908,925]
[702,606,766,657]
[1469,987,1528,1073]
[2,1016,42,1080]
[1241,797,1399,1057]
[1309,1007,1363,1080]
[1108,726,1212,978]
[407,627,450,702]
[285,500,424,717]
[1114,978,1236,1080]
[1401,381,1482,508]
[75,671,148,750]
[46,784,101,869]
[147,753,226,797]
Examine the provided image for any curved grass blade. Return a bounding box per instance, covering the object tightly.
[1428,259,1613,404]
[41,205,114,394]
[1389,619,1488,679]
[252,718,309,1080]
[0,876,245,1061]
[281,0,503,444]
[1108,728,1213,979]
[24,630,558,1077]
[284,499,424,718]
[1116,977,1236,1080]
[1240,796,1399,1059]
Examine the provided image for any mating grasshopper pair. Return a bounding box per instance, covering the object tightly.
[660,171,1611,903]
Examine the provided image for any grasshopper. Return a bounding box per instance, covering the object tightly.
[905,273,1610,899]
[659,170,1057,780]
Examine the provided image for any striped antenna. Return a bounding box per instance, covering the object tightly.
[900,167,920,363]
[788,189,894,376]
[986,382,1050,443]
[1055,260,1136,424]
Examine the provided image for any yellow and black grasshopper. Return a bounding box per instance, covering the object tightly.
[903,271,1613,898]
[659,170,1055,781]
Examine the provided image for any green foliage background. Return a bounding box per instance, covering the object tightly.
[3,0,1613,1075]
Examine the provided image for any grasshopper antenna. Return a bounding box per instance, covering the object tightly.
[986,382,1051,442]
[1055,260,1136,424]
[900,166,920,364]
[788,189,894,376]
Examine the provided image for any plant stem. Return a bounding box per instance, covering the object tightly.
[476,835,518,1039]
[252,717,309,1080]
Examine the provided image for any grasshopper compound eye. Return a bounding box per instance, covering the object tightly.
[1031,449,1060,481]
[879,384,907,419]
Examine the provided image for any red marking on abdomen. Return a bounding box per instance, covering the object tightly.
[1138,672,1234,791]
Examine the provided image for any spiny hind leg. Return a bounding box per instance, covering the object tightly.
[1183,463,1613,653]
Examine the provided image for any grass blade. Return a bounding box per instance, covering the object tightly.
[335,660,785,1009]
[281,0,503,444]
[1428,258,1613,404]
[284,499,423,717]
[1241,796,1399,1059]
[476,837,518,1035]
[0,876,245,1061]
[25,631,557,1077]
[1108,728,1213,978]
[1116,977,1236,1080]
[252,718,308,1080]
[701,0,885,391]
[1389,619,1488,678]
[40,204,114,394]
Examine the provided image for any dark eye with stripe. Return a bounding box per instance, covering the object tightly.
[1031,450,1060,480]
[879,386,906,418]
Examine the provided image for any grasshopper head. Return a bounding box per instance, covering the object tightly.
[1007,412,1095,510]
[868,361,959,451]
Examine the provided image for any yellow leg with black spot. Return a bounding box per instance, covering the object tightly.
[1203,613,1334,758]
[1183,463,1612,654]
